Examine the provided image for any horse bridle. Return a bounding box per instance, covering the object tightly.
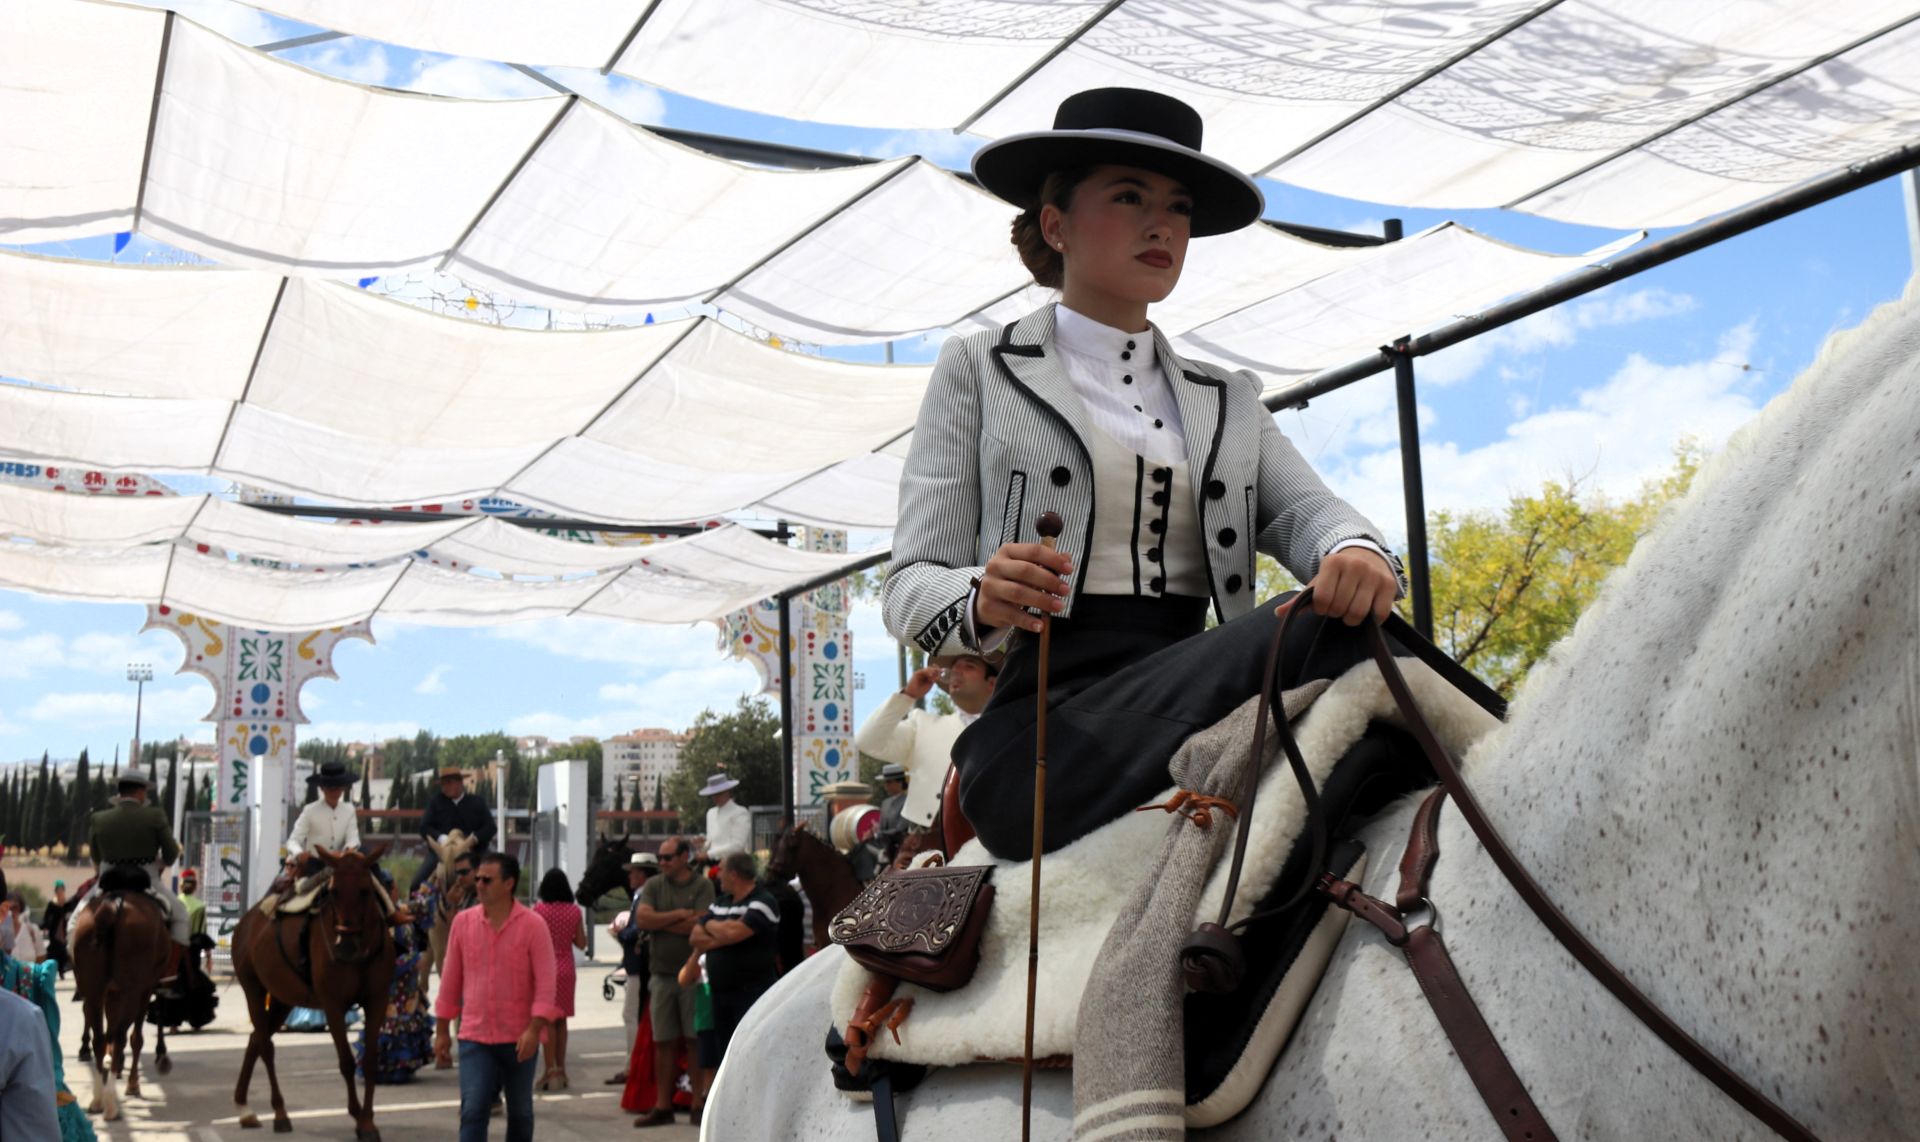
[1185,588,1823,1142]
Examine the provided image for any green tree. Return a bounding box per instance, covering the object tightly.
[1235,445,1702,697]
[665,696,781,828]
[1420,446,1700,696]
[68,747,92,860]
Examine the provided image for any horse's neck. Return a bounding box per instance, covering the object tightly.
[1441,298,1920,1128]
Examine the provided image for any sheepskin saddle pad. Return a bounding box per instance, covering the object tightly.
[831,656,1502,1099]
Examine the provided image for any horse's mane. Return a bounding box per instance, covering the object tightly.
[1487,274,1920,743]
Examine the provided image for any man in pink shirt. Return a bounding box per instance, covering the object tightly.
[433,852,561,1142]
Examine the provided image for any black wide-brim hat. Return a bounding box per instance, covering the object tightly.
[308,759,357,789]
[971,87,1264,238]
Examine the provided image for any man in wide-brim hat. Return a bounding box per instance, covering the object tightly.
[411,764,498,894]
[698,773,751,865]
[854,651,999,837]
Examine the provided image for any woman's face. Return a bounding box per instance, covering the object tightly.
[1043,164,1193,307]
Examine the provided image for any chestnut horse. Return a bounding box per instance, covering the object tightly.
[765,823,863,951]
[231,845,395,1139]
[70,872,172,1122]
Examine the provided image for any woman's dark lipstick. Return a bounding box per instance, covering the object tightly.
[1136,249,1172,269]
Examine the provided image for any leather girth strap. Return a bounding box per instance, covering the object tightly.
[1323,789,1555,1142]
[1356,623,1822,1142]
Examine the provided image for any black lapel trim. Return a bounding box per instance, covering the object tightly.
[1183,367,1229,622]
[992,322,1094,611]
[1129,455,1144,595]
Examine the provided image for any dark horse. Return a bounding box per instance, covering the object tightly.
[71,868,173,1121]
[765,823,863,951]
[574,833,642,909]
[231,845,395,1139]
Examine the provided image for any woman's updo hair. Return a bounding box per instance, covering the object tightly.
[1010,166,1093,290]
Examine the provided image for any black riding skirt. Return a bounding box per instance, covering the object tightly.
[952,591,1406,859]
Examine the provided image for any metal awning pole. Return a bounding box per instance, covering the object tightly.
[1266,142,1920,413]
[1388,341,1433,639]
[778,592,796,824]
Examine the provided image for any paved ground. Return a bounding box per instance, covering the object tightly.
[58,965,701,1142]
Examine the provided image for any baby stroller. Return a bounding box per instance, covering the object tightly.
[602,966,627,1003]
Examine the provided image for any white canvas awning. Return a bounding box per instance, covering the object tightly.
[0,479,878,628]
[214,0,1920,230]
[0,250,930,525]
[5,2,1654,348]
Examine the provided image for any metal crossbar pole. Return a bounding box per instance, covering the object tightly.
[1389,342,1433,639]
[244,501,786,539]
[1266,142,1920,413]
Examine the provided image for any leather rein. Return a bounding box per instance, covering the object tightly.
[1203,590,1822,1142]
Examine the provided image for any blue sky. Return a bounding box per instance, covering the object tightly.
[1,0,1915,765]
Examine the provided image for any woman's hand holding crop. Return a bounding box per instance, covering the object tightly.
[974,542,1075,634]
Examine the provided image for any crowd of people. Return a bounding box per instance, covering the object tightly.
[0,736,934,1137]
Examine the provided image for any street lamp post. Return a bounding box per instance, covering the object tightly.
[126,662,153,775]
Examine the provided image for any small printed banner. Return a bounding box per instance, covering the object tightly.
[720,527,854,804]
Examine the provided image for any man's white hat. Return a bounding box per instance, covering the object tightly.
[698,773,740,797]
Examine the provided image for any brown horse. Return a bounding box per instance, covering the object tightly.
[765,823,863,951]
[231,845,395,1139]
[70,871,172,1121]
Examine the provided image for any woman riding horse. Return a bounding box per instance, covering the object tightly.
[883,87,1417,861]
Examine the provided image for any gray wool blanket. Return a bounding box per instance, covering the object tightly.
[1071,681,1328,1140]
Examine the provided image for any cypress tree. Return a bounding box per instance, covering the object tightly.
[23,757,45,853]
[69,748,91,861]
[45,774,65,851]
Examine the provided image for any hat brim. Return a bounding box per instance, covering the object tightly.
[971,129,1264,238]
[699,779,740,796]
[310,775,356,789]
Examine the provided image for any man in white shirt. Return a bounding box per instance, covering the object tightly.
[854,654,998,831]
[262,760,361,917]
[700,774,753,864]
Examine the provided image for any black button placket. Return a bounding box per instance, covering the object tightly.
[1146,466,1173,591]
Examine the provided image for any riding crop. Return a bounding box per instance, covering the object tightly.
[1022,509,1064,1141]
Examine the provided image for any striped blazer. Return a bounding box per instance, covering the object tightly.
[884,304,1401,657]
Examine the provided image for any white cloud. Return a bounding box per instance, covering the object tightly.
[852,129,984,168]
[304,719,426,744]
[483,617,729,668]
[289,40,395,87]
[403,55,552,100]
[1326,322,1767,537]
[26,685,211,725]
[0,627,183,681]
[1419,286,1698,388]
[0,611,23,632]
[414,665,451,696]
[513,661,767,740]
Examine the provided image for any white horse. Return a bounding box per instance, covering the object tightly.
[711,281,1920,1140]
